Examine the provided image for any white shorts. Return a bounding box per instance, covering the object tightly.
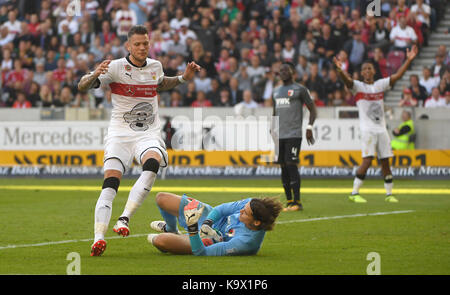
[103,133,168,173]
[361,130,393,159]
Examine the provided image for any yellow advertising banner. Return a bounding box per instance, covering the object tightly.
[0,151,104,166]
[1,150,450,167]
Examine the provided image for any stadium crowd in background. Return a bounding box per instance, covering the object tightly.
[406,44,450,107]
[0,0,448,109]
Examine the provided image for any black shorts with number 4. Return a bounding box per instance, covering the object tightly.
[277,138,302,164]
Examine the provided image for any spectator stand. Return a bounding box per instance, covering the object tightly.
[0,0,448,110]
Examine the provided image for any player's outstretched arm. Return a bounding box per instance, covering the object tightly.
[390,45,418,87]
[156,76,184,92]
[157,61,201,92]
[78,60,111,92]
[333,56,353,89]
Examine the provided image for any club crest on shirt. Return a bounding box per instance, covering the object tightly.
[126,85,135,96]
[125,64,132,71]
[151,71,156,80]
[226,229,235,238]
[287,89,294,97]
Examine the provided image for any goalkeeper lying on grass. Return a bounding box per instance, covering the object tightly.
[147,192,283,256]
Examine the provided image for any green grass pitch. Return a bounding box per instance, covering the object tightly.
[0,178,449,275]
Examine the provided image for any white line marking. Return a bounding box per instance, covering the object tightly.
[0,234,147,250]
[0,210,414,251]
[276,210,415,224]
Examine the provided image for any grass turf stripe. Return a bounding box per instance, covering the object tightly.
[0,210,414,251]
[0,185,449,194]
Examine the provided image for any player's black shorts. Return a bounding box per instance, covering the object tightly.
[276,137,302,164]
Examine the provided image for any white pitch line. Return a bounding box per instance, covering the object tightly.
[276,210,415,224]
[0,233,148,250]
[0,210,414,251]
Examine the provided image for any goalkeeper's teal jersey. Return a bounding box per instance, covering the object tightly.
[189,198,266,256]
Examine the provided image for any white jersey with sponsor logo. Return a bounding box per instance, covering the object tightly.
[96,56,164,137]
[351,77,391,133]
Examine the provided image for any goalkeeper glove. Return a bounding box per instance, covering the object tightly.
[183,199,205,234]
[200,224,223,243]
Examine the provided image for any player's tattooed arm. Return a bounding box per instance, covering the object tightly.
[157,61,202,92]
[78,60,111,91]
[156,76,183,92]
[78,72,100,91]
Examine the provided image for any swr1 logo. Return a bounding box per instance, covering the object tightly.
[366,0,381,17]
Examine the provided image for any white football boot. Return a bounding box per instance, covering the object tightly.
[150,220,180,234]
[113,217,130,237]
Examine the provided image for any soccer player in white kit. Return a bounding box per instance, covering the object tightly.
[78,25,200,256]
[333,45,418,203]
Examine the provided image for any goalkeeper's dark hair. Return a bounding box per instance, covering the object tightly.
[249,197,283,231]
[128,25,148,39]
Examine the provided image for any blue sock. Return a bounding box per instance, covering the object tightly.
[158,207,178,232]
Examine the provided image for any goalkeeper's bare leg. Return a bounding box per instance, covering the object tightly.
[149,192,216,254]
[155,192,182,216]
[148,233,192,254]
[149,192,183,234]
[148,192,191,253]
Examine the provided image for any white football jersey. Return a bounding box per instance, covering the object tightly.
[96,56,164,137]
[351,77,391,133]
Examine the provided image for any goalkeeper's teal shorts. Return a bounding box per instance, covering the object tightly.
[177,194,214,232]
